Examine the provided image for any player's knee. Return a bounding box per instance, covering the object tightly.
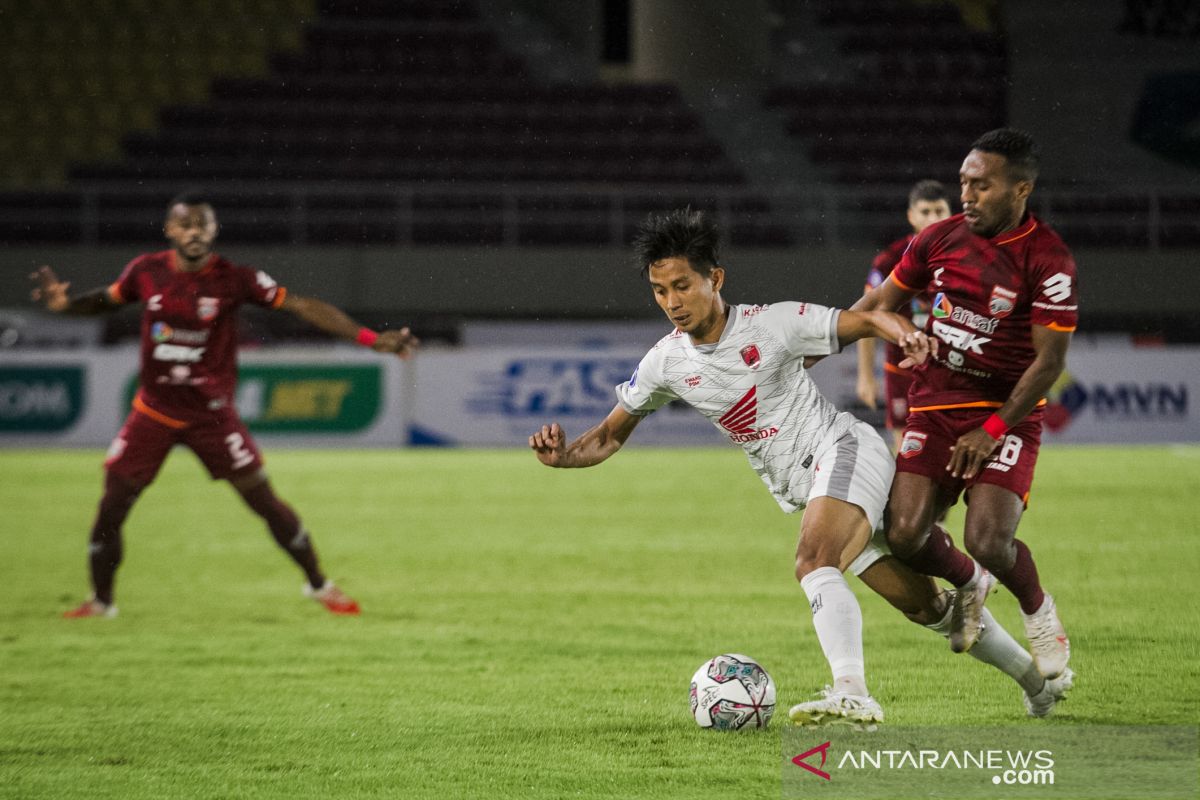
[885,513,927,559]
[794,538,839,581]
[963,526,1015,572]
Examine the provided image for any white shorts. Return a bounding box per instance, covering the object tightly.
[806,420,895,576]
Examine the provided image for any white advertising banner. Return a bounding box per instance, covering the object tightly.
[408,347,726,447]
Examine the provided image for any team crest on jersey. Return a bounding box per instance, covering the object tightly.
[989,285,1017,318]
[740,344,761,368]
[899,431,927,459]
[197,296,219,321]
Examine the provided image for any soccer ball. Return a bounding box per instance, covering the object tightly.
[689,653,776,730]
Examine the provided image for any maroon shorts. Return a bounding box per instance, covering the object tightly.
[895,407,1043,503]
[883,366,914,431]
[104,406,264,485]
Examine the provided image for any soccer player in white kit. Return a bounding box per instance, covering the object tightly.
[530,209,1071,726]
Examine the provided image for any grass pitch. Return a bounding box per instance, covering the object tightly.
[2,445,1198,799]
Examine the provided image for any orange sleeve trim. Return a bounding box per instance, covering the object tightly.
[883,362,911,376]
[270,286,288,309]
[888,272,918,292]
[910,398,1048,413]
[1042,321,1076,332]
[133,393,188,429]
[108,282,125,303]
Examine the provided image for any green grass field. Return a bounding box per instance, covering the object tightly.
[2,445,1198,799]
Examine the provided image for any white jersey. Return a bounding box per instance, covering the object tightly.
[615,302,864,513]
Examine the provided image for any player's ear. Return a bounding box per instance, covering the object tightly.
[1014,179,1034,203]
[710,266,725,292]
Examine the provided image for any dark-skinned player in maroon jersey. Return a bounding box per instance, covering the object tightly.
[856,179,952,453]
[30,193,418,619]
[854,129,1078,680]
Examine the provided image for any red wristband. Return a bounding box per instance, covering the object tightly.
[981,413,1009,440]
[355,328,379,347]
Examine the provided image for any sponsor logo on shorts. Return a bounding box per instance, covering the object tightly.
[990,285,1017,318]
[740,344,761,368]
[899,431,927,458]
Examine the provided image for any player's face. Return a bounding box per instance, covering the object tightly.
[959,149,1031,238]
[906,199,951,234]
[164,203,218,263]
[647,257,726,342]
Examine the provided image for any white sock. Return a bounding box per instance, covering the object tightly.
[926,603,1042,695]
[800,566,867,697]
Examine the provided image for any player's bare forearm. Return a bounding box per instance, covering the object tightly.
[856,337,878,408]
[994,326,1072,427]
[529,407,641,468]
[837,310,933,367]
[948,326,1071,479]
[29,266,118,315]
[851,280,913,313]
[281,294,418,357]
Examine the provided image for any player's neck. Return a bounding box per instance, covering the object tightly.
[689,300,729,345]
[173,250,210,272]
[992,207,1029,239]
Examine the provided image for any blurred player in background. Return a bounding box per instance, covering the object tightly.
[530,209,1071,727]
[854,130,1077,679]
[856,180,952,452]
[30,193,418,619]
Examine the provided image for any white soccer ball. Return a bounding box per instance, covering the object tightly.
[689,653,777,730]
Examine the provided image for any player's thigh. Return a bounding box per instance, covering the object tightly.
[796,495,874,573]
[104,410,178,485]
[807,420,894,532]
[183,413,265,481]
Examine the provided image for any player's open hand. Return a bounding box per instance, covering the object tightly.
[529,423,567,467]
[30,266,70,312]
[947,427,1001,480]
[898,331,936,368]
[373,327,419,359]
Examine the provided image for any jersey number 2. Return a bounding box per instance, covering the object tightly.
[225,433,255,470]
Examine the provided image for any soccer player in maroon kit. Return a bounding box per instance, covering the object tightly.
[30,194,418,619]
[856,180,952,452]
[854,130,1077,679]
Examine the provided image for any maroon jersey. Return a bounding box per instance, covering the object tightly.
[865,233,932,373]
[890,213,1078,410]
[109,250,287,424]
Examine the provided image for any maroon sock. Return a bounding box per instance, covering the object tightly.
[991,538,1045,614]
[239,481,325,589]
[903,523,977,587]
[89,472,142,605]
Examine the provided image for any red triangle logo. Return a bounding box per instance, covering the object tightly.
[718,386,758,434]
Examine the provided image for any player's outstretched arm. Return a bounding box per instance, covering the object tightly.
[836,310,935,367]
[947,325,1072,479]
[850,277,914,314]
[279,294,418,358]
[29,266,120,315]
[529,406,642,469]
[855,336,879,409]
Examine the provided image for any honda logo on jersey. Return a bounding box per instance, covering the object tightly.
[717,386,779,443]
[740,344,761,368]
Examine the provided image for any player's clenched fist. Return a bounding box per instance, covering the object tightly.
[529,423,566,466]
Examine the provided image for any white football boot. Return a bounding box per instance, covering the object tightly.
[789,687,883,730]
[949,567,994,653]
[1024,667,1075,718]
[1022,593,1070,678]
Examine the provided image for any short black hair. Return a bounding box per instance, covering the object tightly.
[908,179,949,207]
[970,128,1040,183]
[166,191,214,214]
[632,207,721,276]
